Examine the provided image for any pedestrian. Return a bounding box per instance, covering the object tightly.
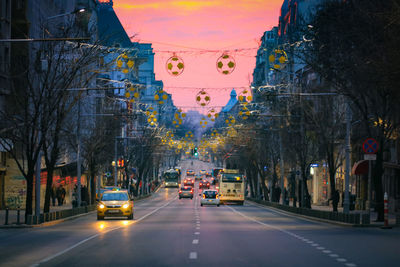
[60,185,66,206]
[329,189,340,212]
[51,185,57,206]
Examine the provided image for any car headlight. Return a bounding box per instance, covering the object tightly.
[99,204,105,209]
[123,203,130,209]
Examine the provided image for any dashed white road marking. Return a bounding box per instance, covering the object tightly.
[192,239,199,244]
[194,232,200,235]
[196,227,200,230]
[227,205,357,267]
[189,252,197,259]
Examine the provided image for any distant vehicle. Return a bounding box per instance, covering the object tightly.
[211,168,223,185]
[205,171,212,177]
[199,179,210,189]
[195,174,203,181]
[199,170,206,175]
[212,168,223,178]
[97,190,133,220]
[183,178,194,187]
[179,186,194,199]
[164,169,180,188]
[200,190,220,207]
[218,169,244,205]
[186,169,195,176]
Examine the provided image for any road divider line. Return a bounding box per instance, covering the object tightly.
[192,239,199,244]
[31,195,178,266]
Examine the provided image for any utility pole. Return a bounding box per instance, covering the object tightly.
[343,100,352,213]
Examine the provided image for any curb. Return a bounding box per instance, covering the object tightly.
[0,188,163,229]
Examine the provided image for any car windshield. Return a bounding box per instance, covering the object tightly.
[204,191,217,198]
[101,193,128,201]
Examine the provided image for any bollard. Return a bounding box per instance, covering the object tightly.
[17,207,21,225]
[4,208,9,225]
[381,192,392,229]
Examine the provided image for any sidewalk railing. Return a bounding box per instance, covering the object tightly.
[247,198,370,226]
[26,205,96,225]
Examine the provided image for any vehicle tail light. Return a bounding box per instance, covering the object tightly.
[191,189,193,193]
[179,190,182,193]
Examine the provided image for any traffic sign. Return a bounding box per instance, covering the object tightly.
[362,138,378,154]
[364,154,376,160]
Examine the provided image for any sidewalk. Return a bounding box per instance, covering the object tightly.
[0,204,74,226]
[311,203,398,227]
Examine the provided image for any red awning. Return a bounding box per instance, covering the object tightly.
[352,160,369,175]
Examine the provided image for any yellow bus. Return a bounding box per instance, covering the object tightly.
[218,169,244,205]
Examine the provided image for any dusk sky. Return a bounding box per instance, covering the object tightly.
[113,0,282,111]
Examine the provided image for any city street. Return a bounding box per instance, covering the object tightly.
[0,160,399,267]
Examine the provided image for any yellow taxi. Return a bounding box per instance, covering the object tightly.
[97,189,133,220]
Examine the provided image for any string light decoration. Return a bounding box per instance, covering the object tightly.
[166,53,185,76]
[225,115,236,126]
[268,49,288,70]
[196,89,211,107]
[124,82,140,103]
[207,108,219,122]
[154,90,168,104]
[227,127,238,137]
[199,117,208,128]
[216,53,236,75]
[116,52,135,74]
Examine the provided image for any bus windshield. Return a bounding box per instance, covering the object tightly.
[221,173,243,183]
[164,171,179,181]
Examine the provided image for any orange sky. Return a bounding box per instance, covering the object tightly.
[113,0,282,110]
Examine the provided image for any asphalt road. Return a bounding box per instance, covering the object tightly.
[0,159,399,267]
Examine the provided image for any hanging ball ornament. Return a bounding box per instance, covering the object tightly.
[196,89,211,107]
[268,49,288,70]
[124,83,140,103]
[199,117,208,128]
[154,90,168,104]
[239,105,251,120]
[166,54,185,76]
[207,108,219,122]
[116,52,135,74]
[216,53,236,75]
[225,115,236,126]
[238,89,253,104]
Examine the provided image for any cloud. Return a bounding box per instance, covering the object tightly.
[145,16,177,23]
[198,30,224,37]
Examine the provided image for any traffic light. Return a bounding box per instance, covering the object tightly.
[194,146,198,157]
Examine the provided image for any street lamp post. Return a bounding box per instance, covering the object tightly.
[343,100,352,213]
